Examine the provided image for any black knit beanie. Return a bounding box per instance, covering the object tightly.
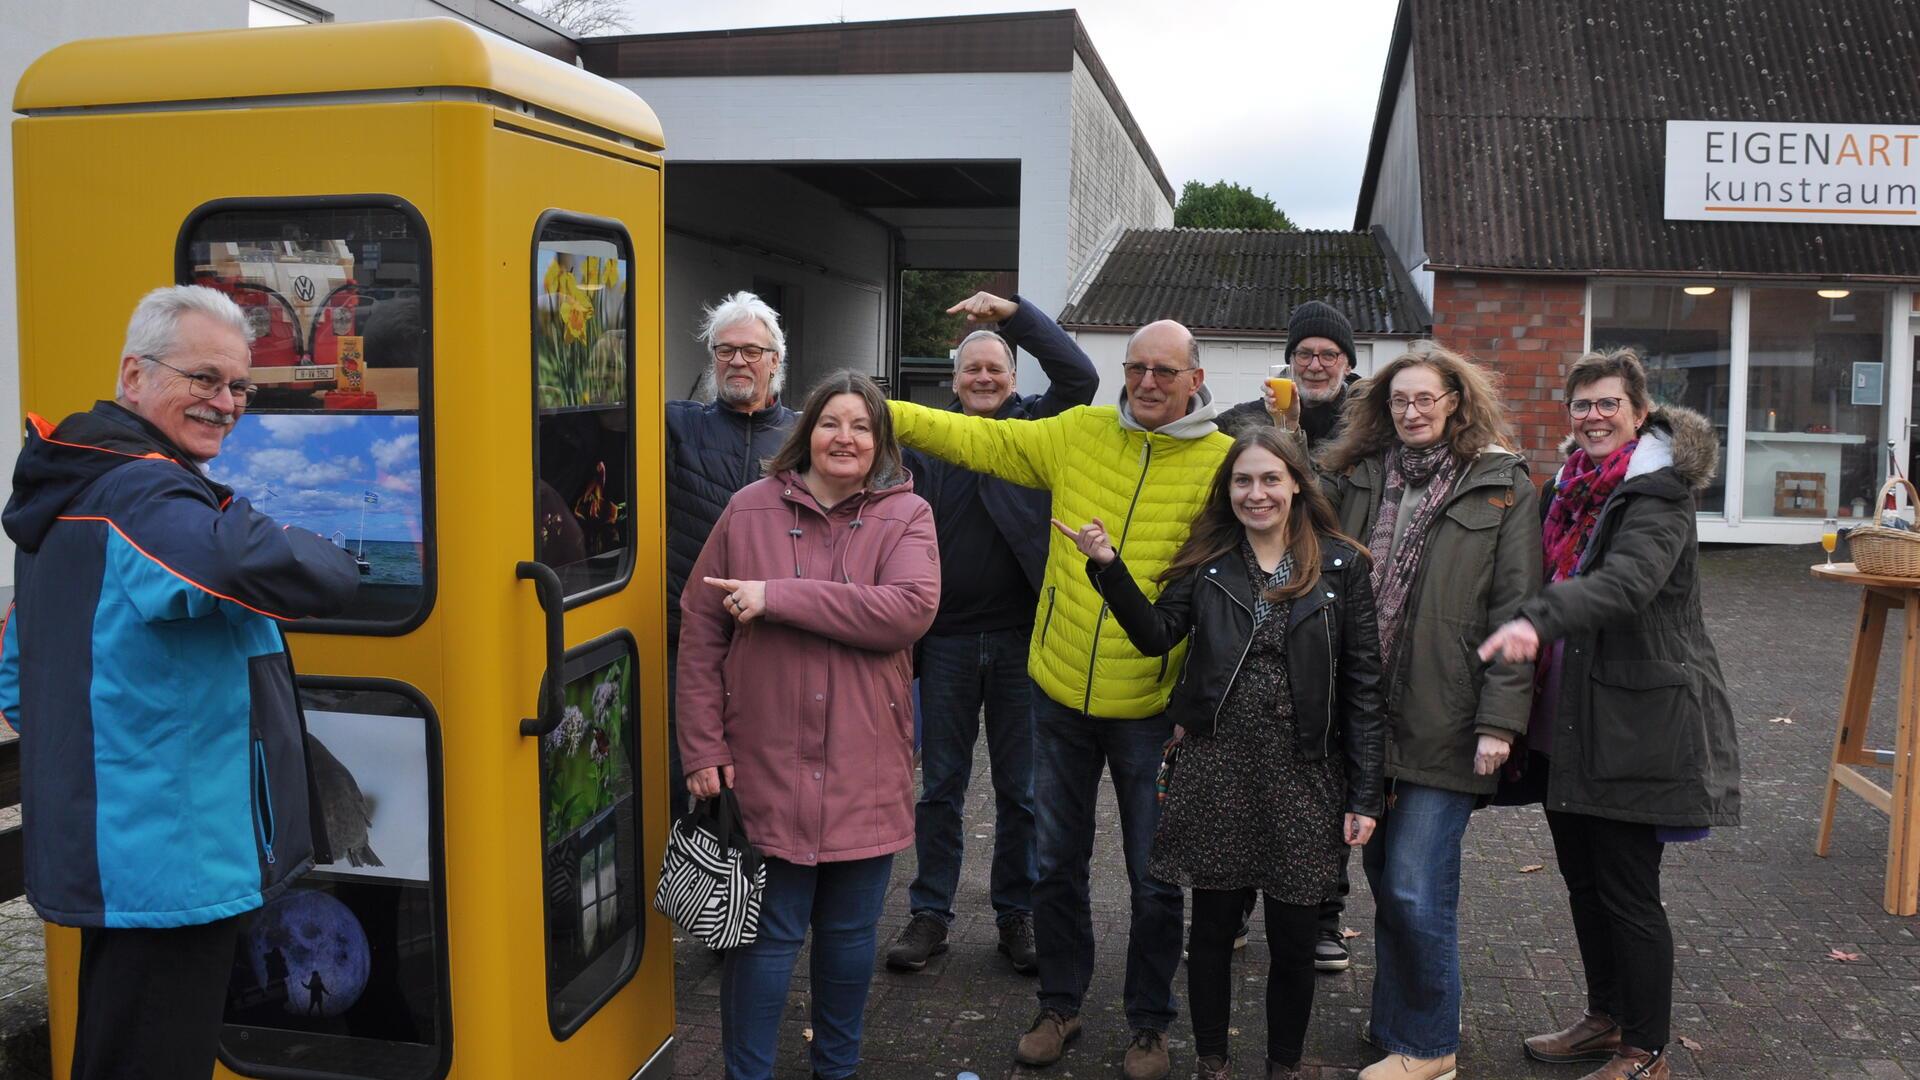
[1284,301,1356,366]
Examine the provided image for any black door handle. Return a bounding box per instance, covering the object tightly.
[517,561,565,737]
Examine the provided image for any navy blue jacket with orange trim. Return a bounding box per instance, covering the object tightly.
[0,402,359,928]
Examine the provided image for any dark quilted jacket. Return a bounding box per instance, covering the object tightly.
[665,399,798,642]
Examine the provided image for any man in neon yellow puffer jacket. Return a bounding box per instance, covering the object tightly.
[890,320,1230,1080]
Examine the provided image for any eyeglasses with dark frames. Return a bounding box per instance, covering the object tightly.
[141,355,259,407]
[1121,362,1195,383]
[712,344,774,363]
[1389,389,1457,415]
[1291,347,1347,367]
[1567,397,1624,419]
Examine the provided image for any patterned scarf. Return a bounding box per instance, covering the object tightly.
[1246,543,1297,628]
[1366,442,1464,670]
[1542,440,1637,584]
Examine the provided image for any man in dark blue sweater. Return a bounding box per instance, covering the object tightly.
[886,292,1099,975]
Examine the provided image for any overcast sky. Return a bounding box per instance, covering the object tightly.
[606,0,1402,230]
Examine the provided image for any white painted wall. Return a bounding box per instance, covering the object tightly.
[1365,57,1433,307]
[664,166,889,405]
[1067,56,1174,285]
[1073,330,1413,416]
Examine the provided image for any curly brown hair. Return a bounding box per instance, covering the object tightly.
[1316,341,1515,474]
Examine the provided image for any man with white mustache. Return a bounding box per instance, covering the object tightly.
[664,291,798,822]
[0,285,360,1080]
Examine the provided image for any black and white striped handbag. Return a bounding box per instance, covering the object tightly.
[653,789,766,949]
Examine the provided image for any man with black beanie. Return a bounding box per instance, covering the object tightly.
[1215,299,1363,974]
[1218,299,1362,447]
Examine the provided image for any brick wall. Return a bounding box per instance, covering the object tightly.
[1430,272,1588,479]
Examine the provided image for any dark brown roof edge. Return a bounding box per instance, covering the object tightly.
[1069,16,1175,207]
[582,7,1075,45]
[1428,263,1920,285]
[1352,0,1412,232]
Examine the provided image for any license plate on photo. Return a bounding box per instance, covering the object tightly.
[295,366,336,381]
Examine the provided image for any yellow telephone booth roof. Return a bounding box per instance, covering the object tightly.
[13,16,664,150]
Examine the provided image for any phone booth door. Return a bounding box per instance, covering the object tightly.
[525,215,648,1041]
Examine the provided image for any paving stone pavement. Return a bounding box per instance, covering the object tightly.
[669,543,1920,1080]
[2,544,1917,1079]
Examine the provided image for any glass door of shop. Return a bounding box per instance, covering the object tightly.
[528,214,645,1039]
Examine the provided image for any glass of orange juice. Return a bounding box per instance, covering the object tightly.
[1267,364,1295,415]
[1822,517,1839,568]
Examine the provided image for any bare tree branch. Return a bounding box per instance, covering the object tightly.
[517,0,631,36]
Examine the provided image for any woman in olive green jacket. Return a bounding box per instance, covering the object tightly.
[1318,342,1541,1080]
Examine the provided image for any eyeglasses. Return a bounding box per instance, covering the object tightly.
[1567,397,1624,419]
[142,355,259,407]
[1389,389,1456,415]
[1122,362,1195,383]
[713,344,774,363]
[1292,347,1347,367]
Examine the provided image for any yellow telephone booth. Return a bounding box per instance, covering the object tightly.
[12,18,673,1079]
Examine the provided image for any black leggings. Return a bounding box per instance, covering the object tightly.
[1545,809,1673,1052]
[1188,888,1320,1066]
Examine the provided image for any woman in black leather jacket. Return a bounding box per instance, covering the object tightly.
[1054,427,1386,1080]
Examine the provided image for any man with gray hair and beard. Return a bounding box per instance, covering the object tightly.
[664,291,797,817]
[885,291,1097,977]
[1,285,359,1079]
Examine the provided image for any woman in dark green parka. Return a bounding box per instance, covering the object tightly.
[1480,348,1741,1080]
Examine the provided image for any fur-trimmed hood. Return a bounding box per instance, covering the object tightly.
[1555,404,1719,493]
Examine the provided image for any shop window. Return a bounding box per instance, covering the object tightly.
[1590,283,1733,515]
[538,634,643,1036]
[533,216,634,602]
[179,199,434,632]
[1746,288,1885,522]
[221,682,449,1080]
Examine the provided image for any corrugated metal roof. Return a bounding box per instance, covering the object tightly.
[1361,0,1920,279]
[1058,227,1431,336]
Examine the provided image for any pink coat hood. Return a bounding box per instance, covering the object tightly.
[676,469,939,864]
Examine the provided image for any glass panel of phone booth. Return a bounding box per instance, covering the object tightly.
[181,202,432,630]
[534,221,634,601]
[220,684,449,1080]
[532,217,641,1034]
[538,637,642,1034]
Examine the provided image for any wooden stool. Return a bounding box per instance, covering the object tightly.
[1812,562,1920,915]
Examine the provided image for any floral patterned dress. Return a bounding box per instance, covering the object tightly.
[1148,543,1348,903]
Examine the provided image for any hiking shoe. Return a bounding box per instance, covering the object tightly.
[1576,1047,1669,1080]
[1124,1028,1171,1080]
[1014,1009,1082,1066]
[998,914,1038,974]
[884,913,948,971]
[1525,1011,1621,1063]
[1357,1053,1457,1080]
[1315,928,1351,972]
[1193,1053,1231,1080]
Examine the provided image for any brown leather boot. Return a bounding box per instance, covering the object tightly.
[1193,1053,1230,1080]
[1014,1009,1082,1067]
[1524,1011,1621,1063]
[1123,1029,1171,1080]
[1576,1046,1670,1080]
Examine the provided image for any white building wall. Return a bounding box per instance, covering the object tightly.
[664,167,889,404]
[1066,56,1174,286]
[1366,58,1433,306]
[1074,330,1414,416]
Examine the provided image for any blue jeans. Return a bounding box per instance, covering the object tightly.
[908,628,1038,926]
[1361,782,1476,1058]
[1031,694,1182,1032]
[720,855,894,1080]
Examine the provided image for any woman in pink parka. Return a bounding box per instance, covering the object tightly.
[678,370,939,1080]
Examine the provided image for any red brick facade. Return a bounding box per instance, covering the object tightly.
[1428,272,1588,480]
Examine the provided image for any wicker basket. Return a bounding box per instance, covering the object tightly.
[1848,477,1920,577]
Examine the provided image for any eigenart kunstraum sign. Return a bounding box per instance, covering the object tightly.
[1665,120,1920,225]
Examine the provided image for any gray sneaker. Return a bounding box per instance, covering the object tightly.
[884,913,948,971]
[1315,928,1351,972]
